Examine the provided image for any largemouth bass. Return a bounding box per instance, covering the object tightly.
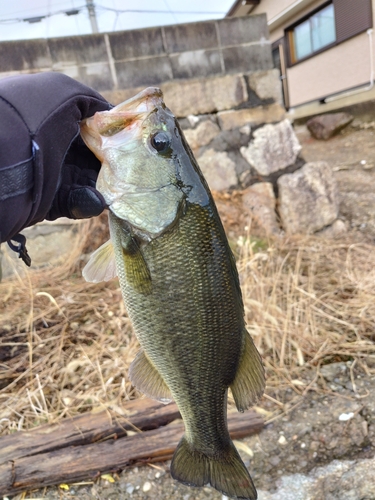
[80,88,265,500]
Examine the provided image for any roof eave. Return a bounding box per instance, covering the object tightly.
[226,0,261,18]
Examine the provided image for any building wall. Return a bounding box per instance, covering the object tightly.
[269,0,329,42]
[251,0,326,42]
[287,30,373,106]
[251,0,309,34]
[251,0,375,107]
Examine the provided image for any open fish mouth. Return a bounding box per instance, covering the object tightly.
[82,87,164,144]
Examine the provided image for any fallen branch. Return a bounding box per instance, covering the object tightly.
[0,398,263,495]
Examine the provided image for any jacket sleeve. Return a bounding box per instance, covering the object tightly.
[0,72,110,244]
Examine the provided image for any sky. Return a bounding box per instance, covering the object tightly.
[0,0,236,41]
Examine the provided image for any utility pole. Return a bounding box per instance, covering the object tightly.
[86,0,99,33]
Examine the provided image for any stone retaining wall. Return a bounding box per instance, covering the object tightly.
[0,14,340,237]
[179,114,341,237]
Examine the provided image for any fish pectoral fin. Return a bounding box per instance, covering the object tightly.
[120,233,152,295]
[129,349,173,403]
[82,240,117,283]
[230,331,265,412]
[171,437,257,500]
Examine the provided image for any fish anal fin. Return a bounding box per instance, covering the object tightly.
[82,240,117,283]
[129,350,172,403]
[171,437,257,499]
[231,332,265,412]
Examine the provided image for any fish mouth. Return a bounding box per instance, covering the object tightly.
[85,87,164,137]
[80,87,166,156]
[114,87,164,115]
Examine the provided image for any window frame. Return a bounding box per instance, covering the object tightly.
[286,0,336,66]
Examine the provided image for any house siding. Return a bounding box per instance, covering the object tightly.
[287,30,372,106]
[252,0,328,42]
[251,0,375,107]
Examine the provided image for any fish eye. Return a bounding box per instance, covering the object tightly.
[150,131,171,154]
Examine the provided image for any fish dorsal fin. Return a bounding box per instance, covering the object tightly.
[82,240,117,283]
[129,349,173,404]
[230,331,265,412]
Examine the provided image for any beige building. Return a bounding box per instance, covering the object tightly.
[227,0,375,118]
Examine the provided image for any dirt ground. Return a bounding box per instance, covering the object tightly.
[4,122,375,500]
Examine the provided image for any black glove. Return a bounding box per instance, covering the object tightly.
[0,72,111,245]
[46,135,106,220]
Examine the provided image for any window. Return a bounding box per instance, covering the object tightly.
[286,0,372,65]
[289,3,336,62]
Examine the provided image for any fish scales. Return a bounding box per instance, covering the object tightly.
[81,87,265,500]
[112,202,242,449]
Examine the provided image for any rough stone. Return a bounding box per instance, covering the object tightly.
[102,69,283,117]
[183,120,220,150]
[197,149,237,191]
[161,74,248,117]
[240,119,301,176]
[320,362,348,383]
[258,459,375,500]
[277,161,339,234]
[218,103,285,130]
[209,129,252,153]
[315,219,347,238]
[248,69,283,104]
[242,183,279,234]
[306,112,354,140]
[1,220,81,278]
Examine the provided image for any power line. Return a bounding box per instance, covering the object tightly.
[96,5,226,15]
[0,2,226,25]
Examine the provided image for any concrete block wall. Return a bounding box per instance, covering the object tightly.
[6,15,341,237]
[0,14,272,91]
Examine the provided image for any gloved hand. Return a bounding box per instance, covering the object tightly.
[0,72,111,245]
[46,134,106,220]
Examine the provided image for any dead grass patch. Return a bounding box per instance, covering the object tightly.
[1,215,375,435]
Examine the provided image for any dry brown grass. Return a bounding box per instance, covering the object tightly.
[238,232,375,399]
[1,215,375,436]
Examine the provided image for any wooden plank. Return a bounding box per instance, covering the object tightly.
[0,409,263,495]
[0,398,180,463]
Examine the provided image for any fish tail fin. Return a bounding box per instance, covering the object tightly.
[171,436,257,500]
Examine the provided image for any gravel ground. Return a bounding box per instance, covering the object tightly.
[7,362,375,500]
[4,121,375,500]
